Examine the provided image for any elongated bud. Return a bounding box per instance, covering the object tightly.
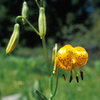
[52,44,58,75]
[21,1,28,24]
[38,7,46,39]
[52,44,57,64]
[6,23,20,54]
[52,48,55,64]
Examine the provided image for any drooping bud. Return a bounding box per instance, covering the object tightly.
[38,7,46,39]
[21,1,28,24]
[6,23,20,54]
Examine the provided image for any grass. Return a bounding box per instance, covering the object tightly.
[0,48,100,100]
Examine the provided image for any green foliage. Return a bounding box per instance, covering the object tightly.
[94,60,100,73]
[0,49,100,100]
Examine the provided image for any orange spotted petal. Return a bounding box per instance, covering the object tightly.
[56,57,72,71]
[72,46,88,68]
[57,45,73,67]
[56,45,88,71]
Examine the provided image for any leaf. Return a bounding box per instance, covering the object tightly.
[33,90,48,100]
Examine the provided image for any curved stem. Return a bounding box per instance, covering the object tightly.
[42,37,50,69]
[52,73,59,98]
[15,16,40,35]
[49,69,59,100]
[50,74,53,98]
[35,0,40,9]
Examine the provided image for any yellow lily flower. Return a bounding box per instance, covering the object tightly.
[55,44,88,82]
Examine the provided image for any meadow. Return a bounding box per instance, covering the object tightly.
[0,47,100,100]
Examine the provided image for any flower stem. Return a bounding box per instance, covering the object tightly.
[35,0,40,9]
[49,69,59,100]
[15,16,40,35]
[42,37,50,70]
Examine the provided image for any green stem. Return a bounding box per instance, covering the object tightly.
[35,0,40,9]
[35,90,48,100]
[42,37,50,69]
[49,69,59,100]
[50,74,53,97]
[15,16,40,35]
[41,0,44,6]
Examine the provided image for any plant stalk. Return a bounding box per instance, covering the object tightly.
[15,16,40,35]
[49,69,59,100]
[35,0,40,9]
[42,37,50,70]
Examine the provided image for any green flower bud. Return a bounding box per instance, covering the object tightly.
[21,1,28,24]
[38,7,46,39]
[52,44,57,74]
[6,23,20,55]
[52,48,55,64]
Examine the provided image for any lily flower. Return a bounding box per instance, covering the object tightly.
[55,44,88,83]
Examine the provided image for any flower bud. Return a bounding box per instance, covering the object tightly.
[52,44,57,75]
[6,23,20,54]
[38,7,46,39]
[21,1,28,24]
[52,44,57,64]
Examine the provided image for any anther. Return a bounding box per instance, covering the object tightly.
[76,75,79,83]
[73,69,79,83]
[69,71,73,83]
[63,74,66,81]
[80,70,83,80]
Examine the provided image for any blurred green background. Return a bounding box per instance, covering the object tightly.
[0,0,100,100]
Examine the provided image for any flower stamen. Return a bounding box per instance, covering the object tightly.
[63,74,66,81]
[80,70,83,80]
[69,71,73,83]
[76,75,79,83]
[73,69,79,83]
